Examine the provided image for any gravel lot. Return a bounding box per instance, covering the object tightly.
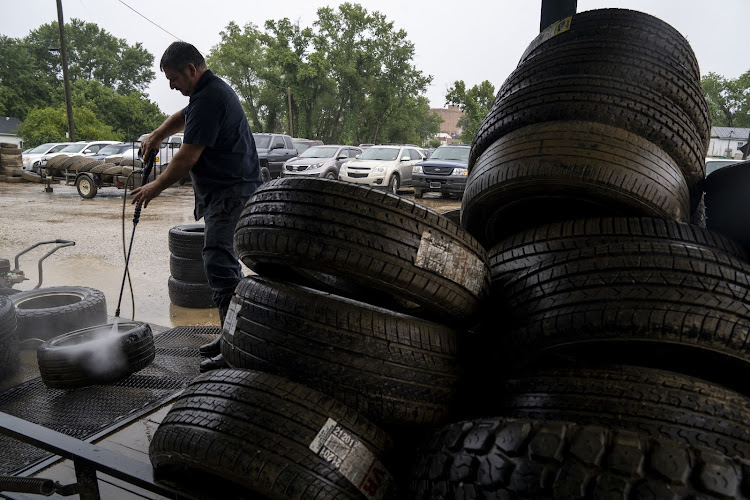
[0,179,460,329]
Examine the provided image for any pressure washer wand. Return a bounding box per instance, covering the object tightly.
[115,150,157,318]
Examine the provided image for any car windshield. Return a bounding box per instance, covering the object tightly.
[299,146,339,158]
[98,144,128,155]
[254,135,271,149]
[706,160,740,176]
[429,147,470,163]
[28,143,56,154]
[58,143,88,153]
[358,147,399,161]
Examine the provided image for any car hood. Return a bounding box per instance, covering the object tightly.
[286,157,332,165]
[344,159,396,168]
[416,159,467,168]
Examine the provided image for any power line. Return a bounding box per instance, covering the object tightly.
[117,0,183,42]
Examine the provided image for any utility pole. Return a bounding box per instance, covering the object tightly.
[287,87,294,138]
[56,0,75,141]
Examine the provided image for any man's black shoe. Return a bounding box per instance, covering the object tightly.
[199,353,228,373]
[198,335,221,357]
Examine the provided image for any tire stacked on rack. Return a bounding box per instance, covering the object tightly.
[0,295,20,381]
[167,224,214,308]
[44,154,70,178]
[0,143,23,183]
[150,177,492,495]
[403,10,750,498]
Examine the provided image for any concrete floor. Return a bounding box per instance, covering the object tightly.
[0,179,461,330]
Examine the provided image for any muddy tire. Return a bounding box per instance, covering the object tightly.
[37,321,155,389]
[234,177,490,324]
[76,159,100,173]
[469,75,706,190]
[496,364,750,460]
[0,296,19,379]
[440,208,461,226]
[488,216,747,288]
[168,224,204,260]
[11,286,107,343]
[462,121,690,247]
[150,369,397,499]
[169,254,207,283]
[408,416,750,499]
[21,170,43,183]
[167,276,214,308]
[222,276,460,426]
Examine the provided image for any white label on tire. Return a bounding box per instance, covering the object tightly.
[223,298,241,338]
[309,418,392,499]
[414,231,485,296]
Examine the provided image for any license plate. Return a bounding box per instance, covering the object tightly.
[430,182,441,189]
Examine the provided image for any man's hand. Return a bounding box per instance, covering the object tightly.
[130,182,163,208]
[139,133,161,161]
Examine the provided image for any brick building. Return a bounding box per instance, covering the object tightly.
[430,105,464,139]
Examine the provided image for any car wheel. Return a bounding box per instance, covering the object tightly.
[260,166,271,183]
[324,170,337,180]
[387,174,400,194]
[76,174,97,199]
[37,321,155,389]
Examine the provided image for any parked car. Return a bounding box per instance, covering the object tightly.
[253,133,298,181]
[291,138,324,154]
[411,145,470,199]
[90,142,139,161]
[135,133,184,169]
[41,141,120,165]
[338,144,425,193]
[706,157,742,176]
[23,142,72,171]
[358,143,375,149]
[281,145,363,179]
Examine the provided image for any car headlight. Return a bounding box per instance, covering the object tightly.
[413,166,423,174]
[314,162,325,168]
[374,166,385,173]
[453,167,468,176]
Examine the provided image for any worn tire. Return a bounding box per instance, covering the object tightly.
[496,364,750,460]
[167,276,214,308]
[234,177,490,324]
[488,216,747,288]
[469,75,706,190]
[441,208,461,226]
[408,416,750,499]
[89,163,109,174]
[37,321,155,389]
[222,276,460,426]
[493,239,750,379]
[169,254,207,283]
[705,160,750,250]
[76,159,100,173]
[21,170,43,183]
[168,224,204,260]
[0,296,19,379]
[11,286,107,343]
[461,121,690,247]
[150,369,397,499]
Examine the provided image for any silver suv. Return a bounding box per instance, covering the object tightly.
[338,145,425,193]
[281,145,362,179]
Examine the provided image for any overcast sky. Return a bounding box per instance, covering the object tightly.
[2,0,749,118]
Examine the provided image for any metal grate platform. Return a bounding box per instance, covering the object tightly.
[0,325,220,476]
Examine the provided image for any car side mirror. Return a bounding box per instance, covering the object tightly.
[401,155,410,161]
[355,154,360,159]
[338,154,347,160]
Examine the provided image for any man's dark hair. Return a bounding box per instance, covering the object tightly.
[160,41,206,72]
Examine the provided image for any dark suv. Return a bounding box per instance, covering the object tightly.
[253,133,299,181]
[411,145,470,199]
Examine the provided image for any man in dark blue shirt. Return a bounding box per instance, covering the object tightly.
[132,41,261,372]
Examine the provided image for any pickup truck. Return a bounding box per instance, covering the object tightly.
[253,133,298,181]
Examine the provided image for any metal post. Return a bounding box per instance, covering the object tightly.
[56,0,75,141]
[287,87,294,137]
[541,0,577,31]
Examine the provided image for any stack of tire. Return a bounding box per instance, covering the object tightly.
[149,177,492,497]
[403,9,750,497]
[0,295,20,382]
[167,224,214,308]
[0,143,23,183]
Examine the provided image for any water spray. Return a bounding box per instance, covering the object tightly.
[114,149,156,320]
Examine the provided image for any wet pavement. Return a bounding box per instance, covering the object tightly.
[0,180,460,329]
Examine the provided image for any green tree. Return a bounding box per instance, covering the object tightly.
[702,71,750,128]
[16,106,121,146]
[24,19,154,94]
[445,80,496,144]
[0,36,55,120]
